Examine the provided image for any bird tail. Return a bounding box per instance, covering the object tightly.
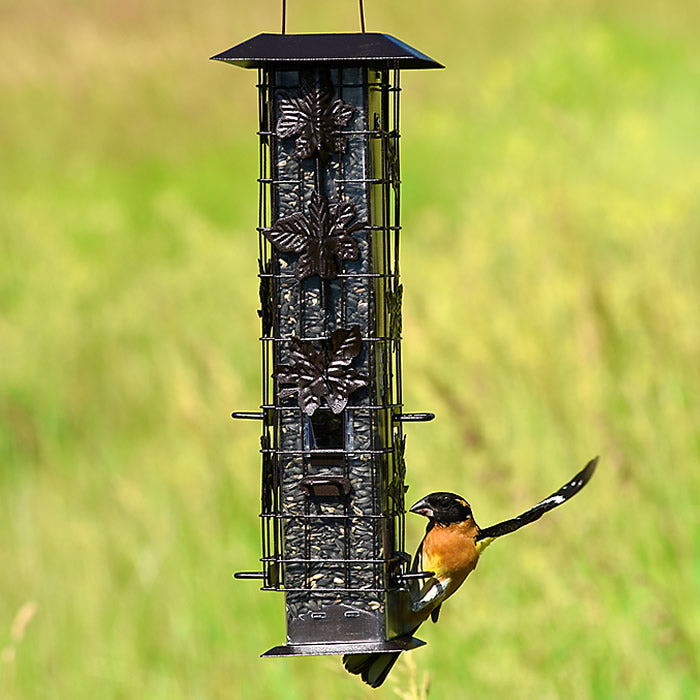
[343,651,401,688]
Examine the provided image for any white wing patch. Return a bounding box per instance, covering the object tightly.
[411,577,448,614]
[545,494,566,506]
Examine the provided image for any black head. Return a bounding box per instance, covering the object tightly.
[409,492,473,525]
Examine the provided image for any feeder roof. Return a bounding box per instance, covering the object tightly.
[211,33,443,70]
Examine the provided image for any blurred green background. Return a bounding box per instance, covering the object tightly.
[2,0,699,698]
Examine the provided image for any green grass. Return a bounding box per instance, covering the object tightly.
[2,1,699,698]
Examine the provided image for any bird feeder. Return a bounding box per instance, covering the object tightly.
[213,31,442,657]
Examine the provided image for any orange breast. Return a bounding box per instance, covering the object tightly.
[421,520,480,591]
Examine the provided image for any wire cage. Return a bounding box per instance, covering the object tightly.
[213,33,442,657]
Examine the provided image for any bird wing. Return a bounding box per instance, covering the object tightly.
[409,534,425,574]
[405,527,448,614]
[476,456,599,543]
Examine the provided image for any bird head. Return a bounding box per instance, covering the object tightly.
[409,492,474,526]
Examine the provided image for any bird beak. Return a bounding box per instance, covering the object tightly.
[409,498,434,518]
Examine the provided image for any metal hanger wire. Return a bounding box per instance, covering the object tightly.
[281,1,367,34]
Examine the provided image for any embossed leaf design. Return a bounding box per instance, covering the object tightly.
[257,260,274,336]
[261,434,274,512]
[275,337,327,415]
[264,191,363,281]
[387,283,403,343]
[325,327,367,413]
[385,136,400,192]
[274,326,367,415]
[389,431,408,507]
[276,83,355,160]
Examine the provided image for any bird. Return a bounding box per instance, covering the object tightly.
[343,456,599,688]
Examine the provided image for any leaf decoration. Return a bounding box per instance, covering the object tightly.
[389,430,408,508]
[387,283,403,343]
[264,191,364,281]
[258,260,274,337]
[385,134,400,193]
[261,433,274,512]
[274,326,367,415]
[276,82,356,160]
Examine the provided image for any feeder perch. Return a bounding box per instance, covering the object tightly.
[214,31,442,658]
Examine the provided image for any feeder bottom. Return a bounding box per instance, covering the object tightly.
[262,636,425,657]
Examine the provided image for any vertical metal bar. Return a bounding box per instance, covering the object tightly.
[392,65,405,556]
[258,67,268,586]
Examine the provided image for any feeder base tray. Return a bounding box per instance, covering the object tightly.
[262,636,425,657]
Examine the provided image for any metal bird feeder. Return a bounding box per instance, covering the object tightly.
[213,28,442,657]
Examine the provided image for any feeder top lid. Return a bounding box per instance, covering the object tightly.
[211,33,443,70]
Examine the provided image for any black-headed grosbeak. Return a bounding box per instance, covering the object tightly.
[343,457,598,687]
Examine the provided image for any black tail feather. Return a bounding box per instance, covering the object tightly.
[343,651,401,688]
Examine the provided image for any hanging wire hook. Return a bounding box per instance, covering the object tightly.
[282,1,365,34]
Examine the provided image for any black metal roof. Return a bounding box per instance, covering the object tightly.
[210,33,443,70]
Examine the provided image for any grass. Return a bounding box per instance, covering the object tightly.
[1,1,699,697]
